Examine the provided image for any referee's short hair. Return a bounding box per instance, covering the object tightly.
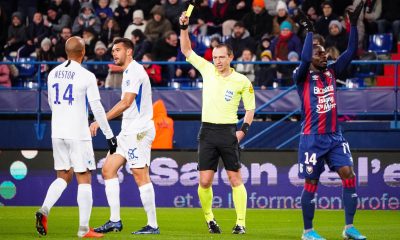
[214,43,233,56]
[113,38,134,50]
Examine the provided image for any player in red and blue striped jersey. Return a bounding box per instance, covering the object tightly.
[293,2,367,240]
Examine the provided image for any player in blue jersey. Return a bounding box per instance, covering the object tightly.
[293,2,366,240]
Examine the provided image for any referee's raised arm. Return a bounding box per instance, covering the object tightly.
[179,11,192,58]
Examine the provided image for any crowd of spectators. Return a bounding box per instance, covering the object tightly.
[0,0,399,88]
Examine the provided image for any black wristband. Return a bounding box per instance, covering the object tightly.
[180,24,189,30]
[240,123,250,135]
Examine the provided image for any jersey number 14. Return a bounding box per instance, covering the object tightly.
[52,83,74,105]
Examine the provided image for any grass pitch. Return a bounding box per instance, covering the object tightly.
[0,207,398,239]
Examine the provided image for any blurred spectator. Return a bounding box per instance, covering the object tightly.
[113,0,134,33]
[105,63,123,88]
[142,53,162,86]
[224,21,256,60]
[255,34,272,60]
[100,17,121,47]
[235,48,256,82]
[188,0,213,36]
[312,33,325,46]
[124,9,146,39]
[301,0,324,16]
[255,50,276,89]
[331,0,352,16]
[277,50,298,86]
[53,26,72,62]
[88,41,110,87]
[144,5,172,43]
[226,0,251,21]
[223,0,252,36]
[131,29,152,61]
[376,0,400,51]
[242,0,273,41]
[270,21,301,60]
[36,37,56,83]
[363,0,381,42]
[16,0,37,25]
[163,0,185,33]
[72,2,101,35]
[43,4,71,35]
[325,20,348,54]
[204,36,221,61]
[210,0,230,35]
[315,1,339,38]
[0,61,11,87]
[5,12,26,55]
[19,12,50,57]
[265,0,280,16]
[152,30,178,83]
[82,27,98,59]
[96,0,113,25]
[152,99,174,149]
[272,1,298,36]
[287,0,299,17]
[50,0,72,16]
[136,0,161,19]
[0,5,7,54]
[326,46,340,60]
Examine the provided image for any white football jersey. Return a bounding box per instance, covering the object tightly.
[120,60,154,134]
[47,60,100,140]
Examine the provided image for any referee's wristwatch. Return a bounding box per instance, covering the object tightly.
[240,123,250,135]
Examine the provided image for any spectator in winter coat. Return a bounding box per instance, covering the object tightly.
[144,5,172,43]
[72,2,102,35]
[124,10,146,39]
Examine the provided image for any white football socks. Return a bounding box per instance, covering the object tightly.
[139,182,158,228]
[105,178,121,222]
[41,178,68,215]
[77,184,92,227]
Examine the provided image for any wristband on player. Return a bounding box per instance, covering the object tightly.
[240,123,250,135]
[180,24,189,30]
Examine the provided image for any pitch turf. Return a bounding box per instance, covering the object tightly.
[0,207,399,239]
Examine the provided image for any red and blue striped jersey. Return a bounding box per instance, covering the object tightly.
[293,27,358,135]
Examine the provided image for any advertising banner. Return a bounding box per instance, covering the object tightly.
[0,150,399,210]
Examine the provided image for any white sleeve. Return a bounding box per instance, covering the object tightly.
[124,68,142,94]
[47,88,52,111]
[89,99,114,139]
[86,73,101,102]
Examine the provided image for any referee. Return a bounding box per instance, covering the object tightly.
[179,12,255,234]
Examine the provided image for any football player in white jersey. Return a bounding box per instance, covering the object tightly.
[35,36,117,238]
[90,38,159,234]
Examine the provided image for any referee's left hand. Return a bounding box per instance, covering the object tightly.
[236,131,245,143]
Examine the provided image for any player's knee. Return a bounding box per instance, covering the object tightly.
[101,166,114,179]
[199,178,213,188]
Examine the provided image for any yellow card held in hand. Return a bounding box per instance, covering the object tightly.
[186,4,194,17]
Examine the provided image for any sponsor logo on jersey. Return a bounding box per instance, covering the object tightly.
[126,79,130,86]
[224,89,234,101]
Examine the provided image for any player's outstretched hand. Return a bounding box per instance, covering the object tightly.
[107,136,117,154]
[179,12,189,29]
[90,121,99,137]
[348,1,364,26]
[297,9,315,33]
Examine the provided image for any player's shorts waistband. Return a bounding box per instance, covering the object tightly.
[201,122,237,129]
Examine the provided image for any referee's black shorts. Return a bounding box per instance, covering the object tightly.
[197,122,241,172]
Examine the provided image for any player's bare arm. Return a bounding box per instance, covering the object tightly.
[179,12,192,58]
[236,109,255,142]
[90,92,136,136]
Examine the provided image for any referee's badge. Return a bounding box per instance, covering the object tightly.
[224,90,234,101]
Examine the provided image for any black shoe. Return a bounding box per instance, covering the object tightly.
[232,225,246,234]
[207,220,221,234]
[94,220,123,233]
